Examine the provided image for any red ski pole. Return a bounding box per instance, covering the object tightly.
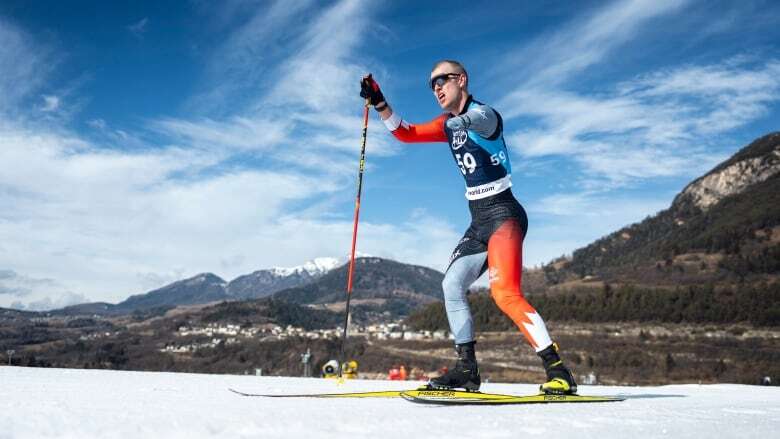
[338,95,370,378]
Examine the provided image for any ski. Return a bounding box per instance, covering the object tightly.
[400,390,625,405]
[228,388,410,398]
[229,387,624,404]
[228,387,518,399]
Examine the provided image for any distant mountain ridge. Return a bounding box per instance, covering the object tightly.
[53,257,443,317]
[55,258,342,316]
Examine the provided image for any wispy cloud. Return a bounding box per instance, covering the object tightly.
[622,59,780,134]
[156,0,395,179]
[496,0,780,190]
[0,269,86,311]
[0,269,55,296]
[188,0,315,113]
[501,0,689,88]
[0,18,56,115]
[10,292,88,311]
[151,116,293,152]
[127,17,149,38]
[265,0,366,111]
[40,95,60,112]
[0,122,346,304]
[505,58,780,186]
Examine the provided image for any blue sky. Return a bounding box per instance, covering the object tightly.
[1,0,779,310]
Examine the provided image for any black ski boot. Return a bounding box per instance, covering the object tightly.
[538,343,578,395]
[428,341,481,391]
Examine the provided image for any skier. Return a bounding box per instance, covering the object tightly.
[359,60,577,395]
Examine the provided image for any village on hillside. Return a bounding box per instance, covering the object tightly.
[160,322,451,354]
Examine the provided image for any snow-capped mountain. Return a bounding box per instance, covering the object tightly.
[226,257,343,300]
[54,258,345,316]
[267,257,341,277]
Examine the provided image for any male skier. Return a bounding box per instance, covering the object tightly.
[359,60,577,394]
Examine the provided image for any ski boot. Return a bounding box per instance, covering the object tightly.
[538,342,577,395]
[427,341,481,391]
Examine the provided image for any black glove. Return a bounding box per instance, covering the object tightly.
[360,74,386,108]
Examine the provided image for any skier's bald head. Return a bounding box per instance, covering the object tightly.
[432,60,468,89]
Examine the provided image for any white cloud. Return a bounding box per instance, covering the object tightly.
[258,210,461,275]
[0,116,347,305]
[501,0,689,88]
[0,269,57,297]
[151,116,293,152]
[88,118,107,130]
[0,269,87,311]
[11,292,88,311]
[0,18,56,114]
[0,112,438,309]
[623,60,780,134]
[127,18,149,38]
[505,59,780,186]
[0,128,344,306]
[41,95,60,112]
[166,0,388,158]
[187,0,316,113]
[494,0,780,192]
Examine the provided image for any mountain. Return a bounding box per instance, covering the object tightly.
[115,273,228,313]
[51,257,443,318]
[273,257,444,316]
[226,257,340,299]
[0,307,40,320]
[53,258,341,317]
[543,132,780,287]
[54,302,120,317]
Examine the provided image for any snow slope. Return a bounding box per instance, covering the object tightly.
[1,367,778,439]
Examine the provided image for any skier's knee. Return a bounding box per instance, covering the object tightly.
[491,287,524,314]
[442,274,466,304]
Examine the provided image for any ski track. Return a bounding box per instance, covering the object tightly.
[1,367,778,439]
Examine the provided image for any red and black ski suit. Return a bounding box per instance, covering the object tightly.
[383,96,554,351]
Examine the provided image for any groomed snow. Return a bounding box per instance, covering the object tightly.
[1,366,778,439]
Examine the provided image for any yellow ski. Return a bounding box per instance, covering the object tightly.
[400,390,624,405]
[228,387,516,399]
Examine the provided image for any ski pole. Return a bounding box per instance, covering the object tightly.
[338,95,370,379]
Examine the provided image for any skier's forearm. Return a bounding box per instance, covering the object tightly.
[376,102,393,121]
[385,112,449,143]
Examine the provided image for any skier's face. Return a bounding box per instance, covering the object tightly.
[430,64,467,114]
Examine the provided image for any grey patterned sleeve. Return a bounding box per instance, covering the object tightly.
[462,104,499,138]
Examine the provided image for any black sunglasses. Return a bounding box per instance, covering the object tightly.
[429,73,461,90]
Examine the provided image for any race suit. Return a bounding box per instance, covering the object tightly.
[383,95,553,351]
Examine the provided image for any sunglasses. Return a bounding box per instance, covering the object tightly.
[429,73,461,90]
